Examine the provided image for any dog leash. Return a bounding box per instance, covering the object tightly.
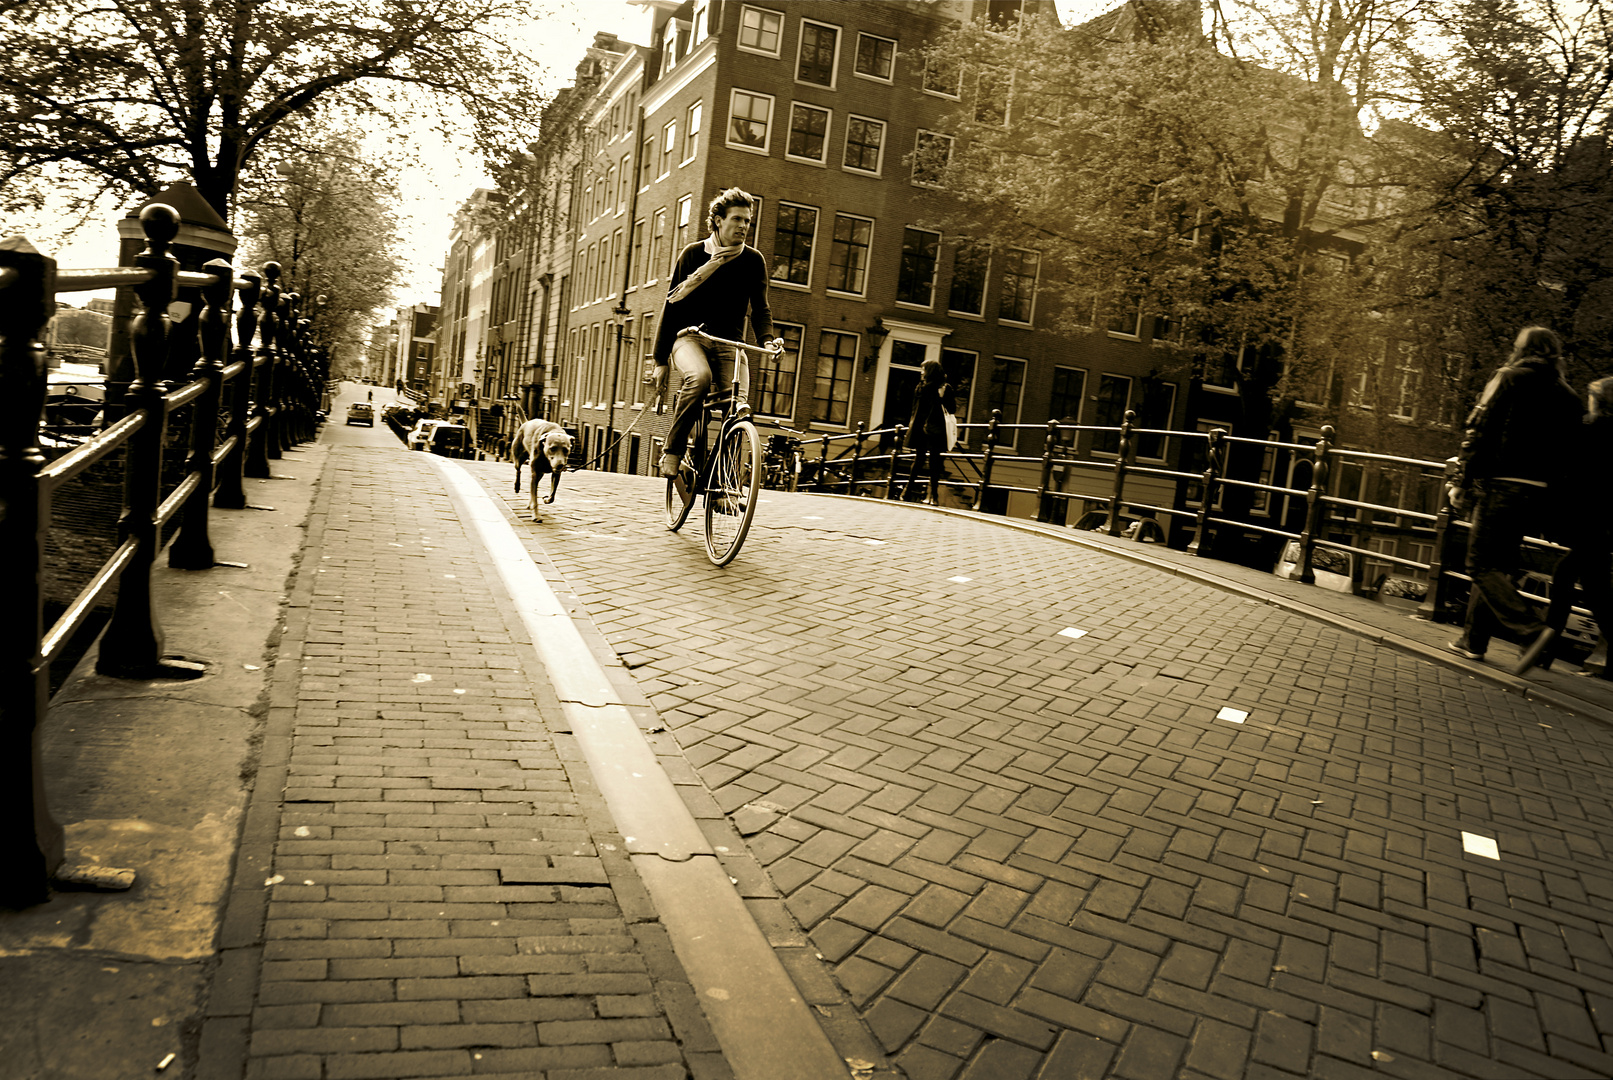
[579,394,657,471]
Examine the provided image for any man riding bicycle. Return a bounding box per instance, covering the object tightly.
[649,187,783,479]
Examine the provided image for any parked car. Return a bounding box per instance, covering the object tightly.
[1272,540,1358,593]
[427,423,469,458]
[407,419,445,450]
[1071,510,1165,543]
[345,402,374,427]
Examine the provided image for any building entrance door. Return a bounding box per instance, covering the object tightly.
[879,340,928,431]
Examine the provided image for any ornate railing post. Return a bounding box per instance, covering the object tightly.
[1106,409,1136,535]
[1417,456,1461,622]
[1187,428,1226,556]
[168,259,232,569]
[971,410,1001,511]
[244,264,279,477]
[0,233,67,904]
[267,286,291,460]
[97,205,202,681]
[848,421,866,494]
[1036,420,1059,522]
[813,434,830,492]
[1296,424,1335,585]
[886,424,906,500]
[274,294,300,452]
[214,270,262,509]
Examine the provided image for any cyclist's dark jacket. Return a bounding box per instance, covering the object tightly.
[653,240,774,366]
[1459,357,1582,485]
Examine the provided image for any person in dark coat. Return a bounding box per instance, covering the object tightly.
[1448,326,1585,662]
[1515,375,1613,677]
[648,187,782,478]
[900,358,956,506]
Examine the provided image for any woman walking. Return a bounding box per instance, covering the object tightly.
[901,359,956,506]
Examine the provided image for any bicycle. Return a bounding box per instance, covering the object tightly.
[661,326,778,566]
[761,430,805,492]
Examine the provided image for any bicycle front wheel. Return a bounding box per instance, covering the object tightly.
[703,420,762,566]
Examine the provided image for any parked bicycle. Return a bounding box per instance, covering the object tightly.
[663,326,775,566]
[762,430,804,492]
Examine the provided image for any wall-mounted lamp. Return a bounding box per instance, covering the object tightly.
[862,318,890,373]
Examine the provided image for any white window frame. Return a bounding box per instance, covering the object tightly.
[683,101,703,164]
[987,355,1028,452]
[785,102,832,166]
[1105,295,1143,339]
[659,119,677,178]
[1132,381,1178,462]
[842,114,886,176]
[737,4,784,58]
[922,54,962,99]
[673,195,693,277]
[947,241,990,318]
[911,130,954,188]
[998,248,1040,326]
[827,212,874,298]
[1391,341,1421,421]
[853,32,896,83]
[727,88,775,156]
[796,18,841,89]
[646,208,667,286]
[755,320,803,419]
[769,202,818,291]
[896,226,942,309]
[1049,365,1087,445]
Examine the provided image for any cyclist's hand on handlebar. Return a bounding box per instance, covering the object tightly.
[765,337,785,356]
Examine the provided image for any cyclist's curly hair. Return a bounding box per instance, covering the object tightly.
[707,187,756,233]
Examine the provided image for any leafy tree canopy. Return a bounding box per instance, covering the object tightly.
[234,120,405,371]
[0,0,558,223]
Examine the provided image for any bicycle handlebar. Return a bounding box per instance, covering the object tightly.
[676,324,781,357]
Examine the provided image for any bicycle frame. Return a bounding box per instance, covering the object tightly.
[663,334,767,565]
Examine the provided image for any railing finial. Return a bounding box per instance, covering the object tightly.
[138,203,180,254]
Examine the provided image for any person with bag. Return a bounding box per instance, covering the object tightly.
[900,358,956,506]
[1446,326,1584,664]
[1512,374,1613,678]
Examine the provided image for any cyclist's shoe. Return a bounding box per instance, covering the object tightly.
[733,400,751,419]
[659,453,682,478]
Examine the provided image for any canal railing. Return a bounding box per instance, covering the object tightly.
[0,204,326,906]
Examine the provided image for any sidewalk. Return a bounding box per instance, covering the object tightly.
[194,442,743,1080]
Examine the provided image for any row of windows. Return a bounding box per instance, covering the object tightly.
[561,313,1176,459]
[772,206,1039,322]
[737,7,899,87]
[727,87,952,185]
[574,195,1043,325]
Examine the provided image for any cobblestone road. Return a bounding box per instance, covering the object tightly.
[479,464,1613,1080]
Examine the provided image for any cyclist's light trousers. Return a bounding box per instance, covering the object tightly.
[664,336,749,458]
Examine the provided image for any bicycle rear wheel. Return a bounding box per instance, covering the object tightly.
[664,459,697,532]
[703,420,762,566]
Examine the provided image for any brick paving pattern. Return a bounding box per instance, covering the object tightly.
[234,450,725,1080]
[482,465,1613,1080]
